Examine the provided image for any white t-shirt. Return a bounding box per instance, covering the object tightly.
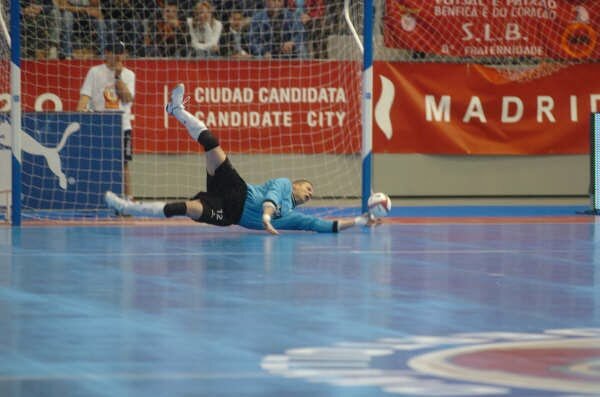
[80,63,135,131]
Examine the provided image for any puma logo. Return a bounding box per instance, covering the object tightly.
[0,120,80,190]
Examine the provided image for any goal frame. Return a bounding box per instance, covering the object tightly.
[7,0,374,225]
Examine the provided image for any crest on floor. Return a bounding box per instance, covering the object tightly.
[262,328,600,396]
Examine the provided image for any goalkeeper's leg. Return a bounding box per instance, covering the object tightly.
[105,191,166,217]
[105,191,202,219]
[166,83,225,176]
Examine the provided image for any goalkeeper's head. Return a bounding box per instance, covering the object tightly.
[292,179,313,205]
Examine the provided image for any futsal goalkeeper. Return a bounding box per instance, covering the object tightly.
[105,83,375,234]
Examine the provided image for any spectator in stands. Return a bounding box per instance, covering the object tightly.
[324,1,345,35]
[147,0,189,57]
[77,41,135,198]
[219,10,251,58]
[57,0,106,59]
[287,0,326,58]
[248,0,306,59]
[186,0,222,58]
[100,0,153,57]
[21,0,60,59]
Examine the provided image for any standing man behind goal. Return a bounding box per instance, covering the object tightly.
[77,40,135,198]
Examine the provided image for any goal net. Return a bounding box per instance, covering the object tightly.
[7,0,365,223]
[381,1,599,82]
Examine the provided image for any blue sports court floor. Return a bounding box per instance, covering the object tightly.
[1,204,599,397]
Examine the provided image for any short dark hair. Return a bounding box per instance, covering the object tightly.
[106,41,126,54]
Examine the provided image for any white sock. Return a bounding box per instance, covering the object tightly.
[123,200,167,218]
[173,108,207,141]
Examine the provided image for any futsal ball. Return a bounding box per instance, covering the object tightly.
[367,192,392,218]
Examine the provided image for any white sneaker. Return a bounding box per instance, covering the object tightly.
[105,190,128,215]
[105,190,166,218]
[166,83,189,115]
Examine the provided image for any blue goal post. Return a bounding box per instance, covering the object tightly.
[10,0,22,226]
[344,0,374,213]
[361,0,374,214]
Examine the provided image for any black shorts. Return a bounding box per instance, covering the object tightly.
[123,129,132,162]
[191,158,248,226]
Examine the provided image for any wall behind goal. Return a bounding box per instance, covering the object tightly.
[128,153,587,199]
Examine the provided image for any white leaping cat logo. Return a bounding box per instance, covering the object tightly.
[0,121,80,190]
[374,75,395,140]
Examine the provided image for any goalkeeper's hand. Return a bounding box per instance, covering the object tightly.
[262,202,280,235]
[338,213,381,231]
[262,213,279,235]
[354,212,382,227]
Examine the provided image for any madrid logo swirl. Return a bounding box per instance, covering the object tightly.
[374,75,394,141]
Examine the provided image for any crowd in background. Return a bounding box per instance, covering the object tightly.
[20,0,350,60]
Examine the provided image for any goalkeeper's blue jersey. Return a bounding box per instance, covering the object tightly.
[238,178,336,233]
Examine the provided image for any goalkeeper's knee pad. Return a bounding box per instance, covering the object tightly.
[198,130,219,152]
[164,202,187,217]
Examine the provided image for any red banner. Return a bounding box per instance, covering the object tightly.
[372,62,599,154]
[3,60,598,155]
[384,1,600,60]
[14,60,361,154]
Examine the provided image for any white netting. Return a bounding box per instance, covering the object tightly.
[11,0,365,222]
[381,0,600,82]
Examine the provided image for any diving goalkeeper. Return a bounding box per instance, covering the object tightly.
[105,84,374,234]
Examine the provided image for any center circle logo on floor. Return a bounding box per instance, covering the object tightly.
[261,328,600,396]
